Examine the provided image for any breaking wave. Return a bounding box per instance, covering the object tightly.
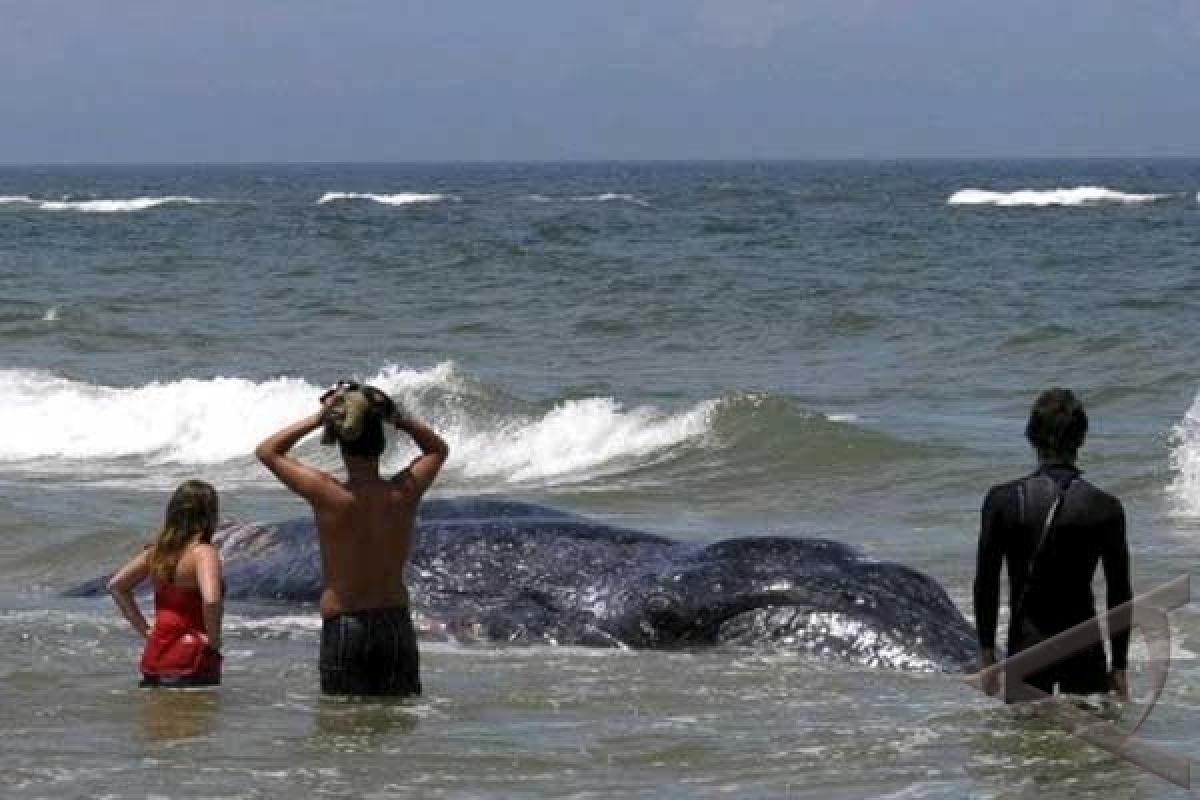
[947,187,1172,207]
[317,192,448,206]
[1170,391,1200,515]
[527,193,651,207]
[0,196,223,213]
[0,364,712,489]
[0,364,905,492]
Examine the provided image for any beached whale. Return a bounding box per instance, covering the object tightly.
[67,497,979,671]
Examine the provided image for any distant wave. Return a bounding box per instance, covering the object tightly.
[0,195,222,213]
[581,192,650,207]
[948,187,1171,207]
[526,193,651,207]
[317,192,447,206]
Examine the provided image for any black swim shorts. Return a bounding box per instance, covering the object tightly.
[319,607,421,697]
[139,674,221,689]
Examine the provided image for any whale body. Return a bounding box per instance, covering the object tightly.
[67,497,979,671]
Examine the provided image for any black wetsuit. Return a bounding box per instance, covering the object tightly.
[974,464,1132,697]
[319,607,421,697]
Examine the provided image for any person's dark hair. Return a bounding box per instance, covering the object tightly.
[1025,388,1088,461]
[339,411,387,459]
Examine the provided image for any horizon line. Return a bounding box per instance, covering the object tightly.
[4,155,1200,168]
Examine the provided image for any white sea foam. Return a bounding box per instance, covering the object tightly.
[0,195,36,205]
[41,306,59,322]
[948,186,1171,207]
[317,192,447,206]
[527,192,651,207]
[574,192,651,207]
[35,196,219,213]
[447,396,714,485]
[226,614,322,634]
[0,369,318,464]
[0,363,714,488]
[1169,392,1200,516]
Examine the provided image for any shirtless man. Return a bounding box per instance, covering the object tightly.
[255,386,448,696]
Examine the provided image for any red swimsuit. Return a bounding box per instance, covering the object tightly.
[140,583,222,684]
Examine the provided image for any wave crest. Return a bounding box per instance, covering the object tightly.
[0,364,714,489]
[0,196,223,213]
[1170,392,1200,515]
[317,192,447,206]
[948,187,1171,207]
[526,193,651,207]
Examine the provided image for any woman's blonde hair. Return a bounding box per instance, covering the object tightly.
[148,480,220,584]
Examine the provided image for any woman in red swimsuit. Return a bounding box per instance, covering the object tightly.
[108,480,224,687]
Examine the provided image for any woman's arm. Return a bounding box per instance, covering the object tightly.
[107,549,152,639]
[193,543,224,652]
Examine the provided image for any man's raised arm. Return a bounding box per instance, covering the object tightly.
[255,413,331,502]
[391,412,449,494]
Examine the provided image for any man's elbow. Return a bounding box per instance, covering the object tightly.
[254,442,274,464]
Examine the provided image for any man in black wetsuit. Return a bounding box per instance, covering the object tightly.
[974,388,1132,700]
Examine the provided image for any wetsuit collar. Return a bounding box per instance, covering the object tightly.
[1034,462,1082,492]
[1037,462,1081,474]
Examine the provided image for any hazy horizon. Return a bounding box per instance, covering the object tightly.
[3,1,1199,163]
[6,156,1200,168]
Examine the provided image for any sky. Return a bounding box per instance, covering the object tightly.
[2,0,1199,162]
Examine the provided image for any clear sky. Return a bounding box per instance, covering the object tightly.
[3,0,1199,162]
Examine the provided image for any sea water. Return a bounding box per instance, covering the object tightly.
[2,160,1200,798]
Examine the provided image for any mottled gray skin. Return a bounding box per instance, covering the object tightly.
[67,497,979,671]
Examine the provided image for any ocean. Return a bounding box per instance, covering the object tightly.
[2,160,1199,798]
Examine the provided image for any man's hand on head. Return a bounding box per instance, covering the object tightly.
[360,386,396,417]
[320,380,361,405]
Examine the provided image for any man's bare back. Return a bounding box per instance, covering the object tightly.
[255,386,447,696]
[310,474,421,617]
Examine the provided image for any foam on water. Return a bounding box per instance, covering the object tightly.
[0,363,715,488]
[1169,391,1200,515]
[445,396,713,484]
[226,614,322,634]
[948,186,1171,207]
[0,368,318,464]
[575,192,651,206]
[526,192,651,206]
[2,196,222,213]
[317,192,447,206]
